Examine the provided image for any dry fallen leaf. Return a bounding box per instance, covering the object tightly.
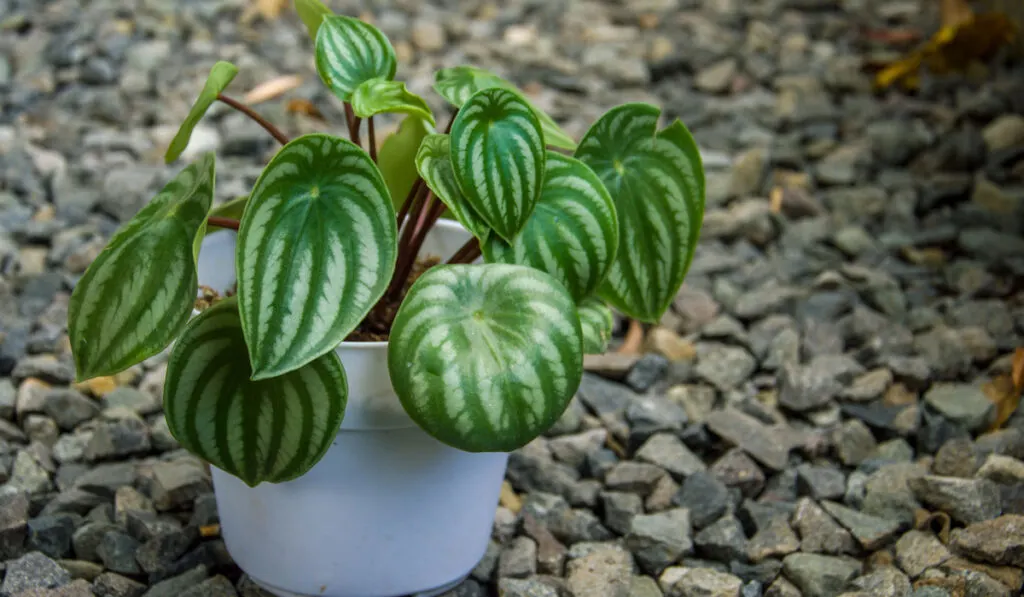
[983,350,1024,431]
[199,524,221,538]
[286,98,326,121]
[243,75,304,105]
[873,1,1018,91]
[499,480,522,513]
[240,0,289,24]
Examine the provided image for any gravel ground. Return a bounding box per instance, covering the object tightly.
[2,0,1024,596]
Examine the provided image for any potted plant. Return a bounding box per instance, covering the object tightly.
[65,1,706,595]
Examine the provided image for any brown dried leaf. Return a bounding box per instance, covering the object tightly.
[499,480,522,513]
[199,524,221,538]
[983,371,1023,432]
[286,98,325,121]
[241,0,289,24]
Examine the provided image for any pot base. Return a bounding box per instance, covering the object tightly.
[251,573,470,597]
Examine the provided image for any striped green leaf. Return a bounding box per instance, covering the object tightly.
[574,103,705,323]
[388,264,584,452]
[379,115,431,211]
[165,61,238,164]
[578,298,614,354]
[295,0,333,41]
[315,15,397,103]
[351,78,435,126]
[236,133,397,380]
[482,152,618,302]
[415,134,490,241]
[164,297,347,487]
[433,65,577,150]
[68,153,216,381]
[449,88,545,243]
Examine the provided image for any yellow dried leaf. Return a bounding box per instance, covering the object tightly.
[241,0,289,24]
[499,480,522,513]
[984,372,1023,432]
[199,524,221,538]
[1012,347,1024,394]
[769,186,784,214]
[874,9,1019,91]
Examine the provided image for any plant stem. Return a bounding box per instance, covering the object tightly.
[344,103,361,147]
[444,109,457,134]
[396,178,425,229]
[368,116,377,162]
[207,217,241,230]
[217,94,289,145]
[388,191,439,301]
[447,237,480,264]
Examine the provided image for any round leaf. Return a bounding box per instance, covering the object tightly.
[165,61,238,163]
[433,65,577,150]
[68,153,216,381]
[482,152,618,302]
[164,297,347,487]
[315,15,397,102]
[415,134,490,241]
[574,103,705,323]
[388,264,584,452]
[450,88,545,243]
[236,133,397,380]
[578,298,614,354]
[351,78,435,126]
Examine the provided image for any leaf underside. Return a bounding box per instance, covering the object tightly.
[378,115,432,211]
[236,133,397,380]
[165,61,238,164]
[574,103,705,323]
[295,0,333,42]
[388,264,584,453]
[68,153,216,381]
[483,151,618,303]
[578,297,614,354]
[163,298,347,487]
[415,134,490,241]
[433,65,577,150]
[449,87,545,243]
[351,78,435,126]
[315,15,397,103]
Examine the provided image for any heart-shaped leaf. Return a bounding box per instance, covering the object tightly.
[315,15,397,103]
[450,88,545,243]
[236,133,397,380]
[433,65,577,150]
[295,0,333,41]
[164,297,347,487]
[388,263,584,452]
[165,62,238,163]
[351,78,435,126]
[482,152,618,302]
[378,115,432,211]
[578,297,614,354]
[68,153,216,381]
[574,103,705,323]
[415,134,490,241]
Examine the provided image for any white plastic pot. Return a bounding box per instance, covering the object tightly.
[194,219,509,597]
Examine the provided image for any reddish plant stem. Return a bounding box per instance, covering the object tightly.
[396,178,425,230]
[388,191,439,301]
[216,94,289,145]
[344,103,361,147]
[444,110,457,133]
[368,116,377,162]
[207,216,241,230]
[447,237,481,264]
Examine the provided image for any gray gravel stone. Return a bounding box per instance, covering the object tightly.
[695,345,757,391]
[820,500,902,551]
[709,449,765,499]
[499,537,538,579]
[636,434,706,480]
[0,491,30,560]
[694,515,748,563]
[626,508,693,575]
[673,472,731,529]
[39,390,98,431]
[92,572,147,597]
[496,578,559,597]
[894,530,951,578]
[781,553,861,597]
[140,565,209,597]
[705,409,791,472]
[178,576,237,597]
[848,566,911,597]
[795,464,846,501]
[791,498,857,556]
[923,384,995,433]
[949,514,1024,567]
[746,516,800,563]
[909,475,1002,525]
[833,420,877,466]
[564,543,633,597]
[25,514,76,559]
[0,551,72,595]
[600,491,643,537]
[96,531,141,575]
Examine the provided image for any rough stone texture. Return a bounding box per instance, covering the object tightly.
[909,476,1003,525]
[950,515,1024,567]
[895,530,951,578]
[782,553,862,597]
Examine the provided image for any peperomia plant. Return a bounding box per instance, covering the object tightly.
[66,0,705,487]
